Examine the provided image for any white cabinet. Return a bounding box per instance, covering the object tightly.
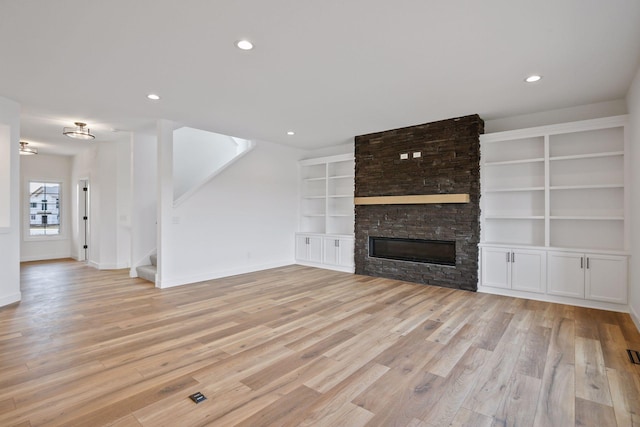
[323,236,354,268]
[481,247,546,293]
[479,116,630,310]
[297,154,355,273]
[547,251,585,298]
[586,254,628,304]
[295,233,354,273]
[548,251,628,304]
[295,234,322,263]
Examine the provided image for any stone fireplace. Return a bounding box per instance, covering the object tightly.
[354,115,483,291]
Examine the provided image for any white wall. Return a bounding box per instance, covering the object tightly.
[156,120,302,287]
[485,99,628,133]
[116,138,131,269]
[303,142,354,159]
[71,141,130,270]
[173,127,241,201]
[20,153,72,261]
[626,65,640,330]
[0,97,20,307]
[130,132,157,274]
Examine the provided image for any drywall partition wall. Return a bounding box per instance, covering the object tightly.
[627,64,640,330]
[0,96,20,307]
[71,142,126,269]
[20,153,72,261]
[156,125,301,288]
[130,132,158,276]
[173,127,253,203]
[116,138,131,269]
[95,142,119,269]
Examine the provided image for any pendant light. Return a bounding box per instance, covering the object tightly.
[19,141,38,155]
[63,122,95,140]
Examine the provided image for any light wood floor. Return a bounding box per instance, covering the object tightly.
[1,260,640,426]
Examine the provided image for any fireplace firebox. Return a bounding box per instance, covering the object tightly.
[369,237,456,266]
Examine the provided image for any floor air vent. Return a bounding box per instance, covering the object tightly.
[627,349,640,365]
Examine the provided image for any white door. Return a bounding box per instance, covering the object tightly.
[481,247,511,289]
[511,249,546,293]
[547,251,585,298]
[585,254,628,304]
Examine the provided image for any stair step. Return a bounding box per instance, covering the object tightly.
[136,265,157,283]
[150,253,157,266]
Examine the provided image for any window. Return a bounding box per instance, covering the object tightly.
[29,181,61,236]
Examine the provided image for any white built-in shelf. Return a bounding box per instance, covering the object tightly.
[484,187,544,193]
[480,115,628,251]
[549,151,624,162]
[484,158,544,166]
[299,153,354,235]
[485,215,544,220]
[550,184,623,190]
[550,216,624,221]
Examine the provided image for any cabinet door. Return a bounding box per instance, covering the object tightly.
[338,237,354,267]
[585,254,628,304]
[511,249,546,293]
[323,237,339,265]
[481,247,511,289]
[547,251,585,298]
[295,235,309,261]
[307,236,323,263]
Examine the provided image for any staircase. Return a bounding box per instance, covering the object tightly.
[136,253,157,284]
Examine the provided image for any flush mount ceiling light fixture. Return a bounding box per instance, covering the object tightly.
[19,141,37,155]
[147,93,160,100]
[287,131,295,135]
[63,122,95,140]
[525,74,542,83]
[236,39,254,50]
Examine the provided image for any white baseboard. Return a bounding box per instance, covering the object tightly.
[478,285,629,313]
[20,253,71,262]
[295,261,355,273]
[0,292,21,308]
[156,260,292,289]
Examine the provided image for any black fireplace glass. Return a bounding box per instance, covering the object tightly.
[369,237,456,266]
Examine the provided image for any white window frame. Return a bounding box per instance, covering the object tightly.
[24,179,65,241]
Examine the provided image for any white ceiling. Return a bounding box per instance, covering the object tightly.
[2,1,640,156]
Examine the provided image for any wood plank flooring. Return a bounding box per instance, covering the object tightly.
[1,259,640,426]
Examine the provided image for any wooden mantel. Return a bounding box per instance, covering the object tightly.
[354,194,470,205]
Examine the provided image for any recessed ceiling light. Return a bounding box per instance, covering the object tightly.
[525,75,542,83]
[147,94,161,100]
[236,40,254,50]
[287,131,295,136]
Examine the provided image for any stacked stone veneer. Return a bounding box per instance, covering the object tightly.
[354,115,483,291]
